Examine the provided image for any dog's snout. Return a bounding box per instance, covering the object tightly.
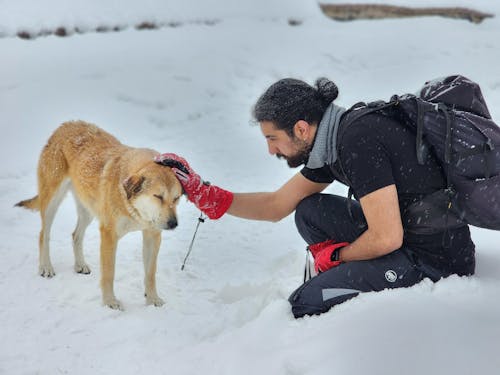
[165,218,178,230]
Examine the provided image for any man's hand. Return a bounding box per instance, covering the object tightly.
[154,153,203,194]
[308,239,349,273]
[154,153,233,220]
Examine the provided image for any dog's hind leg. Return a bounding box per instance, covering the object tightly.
[36,140,71,278]
[142,229,165,307]
[38,178,70,277]
[72,198,93,274]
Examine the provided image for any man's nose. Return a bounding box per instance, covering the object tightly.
[267,143,277,155]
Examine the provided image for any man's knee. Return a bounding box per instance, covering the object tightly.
[294,194,322,243]
[288,281,326,318]
[295,194,321,224]
[288,276,360,319]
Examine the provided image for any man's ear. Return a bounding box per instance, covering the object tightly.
[123,175,146,199]
[293,120,312,141]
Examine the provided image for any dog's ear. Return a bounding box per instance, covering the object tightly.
[123,175,146,199]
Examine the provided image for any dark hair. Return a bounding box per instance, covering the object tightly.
[252,77,339,136]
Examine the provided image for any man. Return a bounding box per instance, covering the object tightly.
[155,77,475,318]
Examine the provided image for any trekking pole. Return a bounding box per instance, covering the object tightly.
[181,211,206,270]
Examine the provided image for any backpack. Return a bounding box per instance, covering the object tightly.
[336,75,500,233]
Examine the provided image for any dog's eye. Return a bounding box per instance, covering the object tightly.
[154,194,164,202]
[173,196,180,203]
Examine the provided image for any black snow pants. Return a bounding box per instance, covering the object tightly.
[288,193,457,319]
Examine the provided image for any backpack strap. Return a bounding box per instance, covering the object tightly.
[416,99,425,165]
[440,103,453,165]
[415,99,453,166]
[415,99,454,166]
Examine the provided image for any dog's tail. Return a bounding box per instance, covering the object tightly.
[15,196,40,211]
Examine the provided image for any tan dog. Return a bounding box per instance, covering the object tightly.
[16,121,182,310]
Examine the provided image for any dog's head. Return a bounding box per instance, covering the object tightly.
[123,162,183,230]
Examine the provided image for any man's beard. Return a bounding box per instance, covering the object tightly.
[276,138,313,168]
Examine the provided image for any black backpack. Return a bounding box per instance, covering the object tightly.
[337,75,500,233]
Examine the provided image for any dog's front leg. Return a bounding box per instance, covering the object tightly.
[99,225,123,310]
[142,229,165,307]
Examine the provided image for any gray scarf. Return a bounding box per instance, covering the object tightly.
[306,102,346,169]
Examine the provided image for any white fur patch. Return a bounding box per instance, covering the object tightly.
[133,195,161,223]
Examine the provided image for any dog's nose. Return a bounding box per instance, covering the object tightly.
[165,218,178,230]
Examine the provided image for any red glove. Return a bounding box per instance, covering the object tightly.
[154,153,233,220]
[308,239,348,273]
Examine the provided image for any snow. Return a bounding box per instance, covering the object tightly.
[1,1,500,374]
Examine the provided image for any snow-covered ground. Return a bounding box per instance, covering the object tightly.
[1,1,500,374]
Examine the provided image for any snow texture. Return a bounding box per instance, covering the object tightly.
[1,1,500,374]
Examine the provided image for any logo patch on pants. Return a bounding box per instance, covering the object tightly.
[385,270,398,283]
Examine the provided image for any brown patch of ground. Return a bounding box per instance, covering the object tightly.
[320,3,494,24]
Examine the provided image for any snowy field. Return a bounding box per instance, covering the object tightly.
[1,0,500,374]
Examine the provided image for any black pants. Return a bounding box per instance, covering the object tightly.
[289,194,454,319]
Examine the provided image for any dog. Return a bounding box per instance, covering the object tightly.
[16,121,182,310]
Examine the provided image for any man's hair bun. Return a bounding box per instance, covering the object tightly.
[315,77,339,103]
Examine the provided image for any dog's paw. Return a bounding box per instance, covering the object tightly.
[74,263,91,274]
[145,294,165,307]
[104,297,124,311]
[39,264,55,278]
